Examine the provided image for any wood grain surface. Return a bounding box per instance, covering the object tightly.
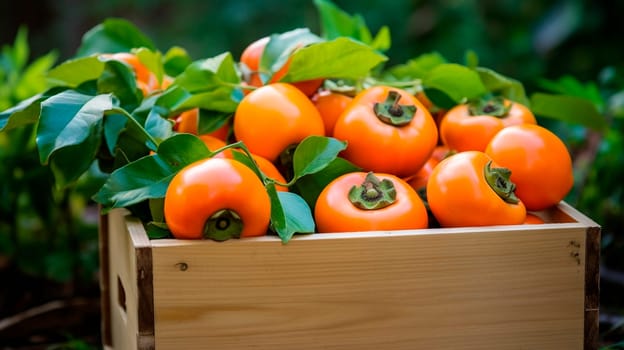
[104,203,599,349]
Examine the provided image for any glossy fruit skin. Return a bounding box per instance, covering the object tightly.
[313,90,353,135]
[485,124,574,211]
[164,158,271,239]
[240,37,323,96]
[426,151,527,227]
[314,172,428,233]
[439,99,536,152]
[406,145,451,191]
[174,108,200,134]
[233,82,325,162]
[333,86,438,177]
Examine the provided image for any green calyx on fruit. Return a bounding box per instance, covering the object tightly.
[374,90,416,126]
[203,209,244,241]
[484,161,520,204]
[349,172,397,210]
[468,96,511,118]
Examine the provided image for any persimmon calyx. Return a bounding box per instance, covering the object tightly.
[374,90,416,126]
[468,96,511,117]
[349,172,397,210]
[484,161,520,204]
[203,209,243,241]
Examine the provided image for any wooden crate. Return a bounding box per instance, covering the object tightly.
[98,202,600,350]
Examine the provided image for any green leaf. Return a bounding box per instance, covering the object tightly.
[422,88,457,109]
[149,197,166,223]
[106,126,152,172]
[47,56,105,88]
[103,113,127,156]
[163,46,193,77]
[267,183,315,243]
[529,93,608,132]
[292,157,360,210]
[0,94,43,131]
[50,142,101,189]
[314,0,390,51]
[175,52,239,92]
[386,52,447,80]
[370,26,391,52]
[97,59,142,110]
[37,91,112,165]
[198,110,231,135]
[292,136,347,180]
[423,63,487,103]
[315,0,358,39]
[144,107,174,142]
[260,28,323,82]
[178,89,239,113]
[145,221,172,239]
[267,183,287,237]
[77,18,156,57]
[278,191,315,241]
[280,37,388,82]
[153,86,191,113]
[93,133,210,210]
[475,67,529,105]
[173,53,240,112]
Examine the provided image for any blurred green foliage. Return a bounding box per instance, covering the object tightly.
[3,0,623,85]
[0,28,101,285]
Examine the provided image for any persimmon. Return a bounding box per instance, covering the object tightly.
[314,172,428,232]
[485,124,574,211]
[164,158,271,240]
[426,151,526,227]
[333,86,438,177]
[233,83,325,162]
[439,97,536,152]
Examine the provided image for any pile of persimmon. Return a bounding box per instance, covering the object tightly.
[163,36,574,241]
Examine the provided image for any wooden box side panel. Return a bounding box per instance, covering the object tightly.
[150,225,588,350]
[107,210,141,350]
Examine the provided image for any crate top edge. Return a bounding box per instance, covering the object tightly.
[147,221,589,247]
[108,201,598,248]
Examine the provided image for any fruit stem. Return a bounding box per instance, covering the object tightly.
[373,91,416,126]
[203,209,244,241]
[349,172,397,210]
[484,161,520,204]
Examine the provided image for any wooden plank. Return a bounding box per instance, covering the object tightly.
[108,210,140,350]
[556,202,601,349]
[584,226,601,350]
[150,224,588,350]
[126,217,155,350]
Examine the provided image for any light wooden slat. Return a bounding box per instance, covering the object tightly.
[150,225,587,350]
[107,210,140,350]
